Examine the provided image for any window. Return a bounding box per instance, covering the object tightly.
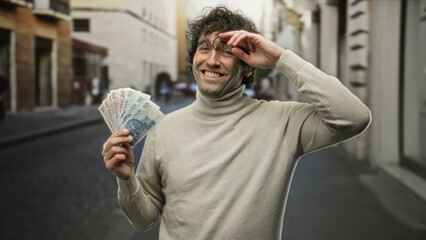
[402,0,426,177]
[73,19,90,32]
[35,37,53,106]
[0,28,10,110]
[72,51,87,77]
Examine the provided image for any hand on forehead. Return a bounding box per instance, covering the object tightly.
[198,32,249,55]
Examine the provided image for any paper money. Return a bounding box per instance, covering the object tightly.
[98,88,164,148]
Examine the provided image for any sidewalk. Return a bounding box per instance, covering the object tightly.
[283,146,426,240]
[0,95,194,148]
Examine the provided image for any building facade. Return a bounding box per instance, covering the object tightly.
[70,0,178,95]
[72,38,107,105]
[261,0,426,201]
[0,0,72,112]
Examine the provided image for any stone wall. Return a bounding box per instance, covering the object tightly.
[0,2,72,111]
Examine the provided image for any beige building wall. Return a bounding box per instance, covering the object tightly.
[71,0,178,92]
[72,0,123,6]
[176,0,188,82]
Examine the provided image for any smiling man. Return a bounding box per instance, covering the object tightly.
[101,6,371,240]
[192,33,253,97]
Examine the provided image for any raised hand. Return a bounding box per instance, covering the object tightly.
[102,129,135,180]
[219,30,285,69]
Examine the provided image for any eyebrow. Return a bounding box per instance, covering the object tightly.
[197,39,209,46]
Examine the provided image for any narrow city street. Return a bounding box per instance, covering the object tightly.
[1,0,426,239]
[0,98,192,240]
[0,96,425,240]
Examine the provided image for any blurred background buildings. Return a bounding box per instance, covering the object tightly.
[0,0,425,235]
[71,0,178,98]
[0,0,72,111]
[259,0,426,203]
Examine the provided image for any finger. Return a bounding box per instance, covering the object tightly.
[227,31,244,46]
[105,154,127,171]
[104,146,128,163]
[102,142,107,156]
[122,143,133,152]
[235,41,251,54]
[122,143,134,159]
[218,31,239,41]
[231,47,250,63]
[102,129,129,156]
[234,31,259,48]
[219,30,249,38]
[111,129,129,138]
[248,41,255,53]
[102,135,133,156]
[232,32,248,47]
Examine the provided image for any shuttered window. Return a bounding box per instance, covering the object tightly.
[73,19,90,32]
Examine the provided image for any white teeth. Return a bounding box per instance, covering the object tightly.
[204,71,221,78]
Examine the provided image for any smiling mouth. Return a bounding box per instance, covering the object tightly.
[202,70,224,78]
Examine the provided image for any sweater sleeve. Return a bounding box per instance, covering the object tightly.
[275,50,371,156]
[117,129,164,232]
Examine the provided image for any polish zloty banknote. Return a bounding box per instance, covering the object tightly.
[98,88,164,148]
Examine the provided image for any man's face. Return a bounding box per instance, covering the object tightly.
[192,32,250,98]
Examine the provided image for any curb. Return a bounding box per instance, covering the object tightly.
[378,163,426,203]
[0,117,103,149]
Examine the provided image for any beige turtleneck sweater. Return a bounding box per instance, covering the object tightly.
[117,50,371,239]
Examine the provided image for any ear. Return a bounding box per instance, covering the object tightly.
[243,67,253,78]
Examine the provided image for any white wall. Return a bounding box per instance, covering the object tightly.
[72,0,177,91]
[318,1,338,76]
[368,0,401,165]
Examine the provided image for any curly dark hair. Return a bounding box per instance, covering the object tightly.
[186,6,259,87]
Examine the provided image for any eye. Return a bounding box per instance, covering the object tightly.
[197,44,209,50]
[197,46,209,53]
[221,49,234,57]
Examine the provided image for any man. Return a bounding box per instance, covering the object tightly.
[102,6,371,239]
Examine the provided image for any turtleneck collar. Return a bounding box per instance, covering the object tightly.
[191,85,253,120]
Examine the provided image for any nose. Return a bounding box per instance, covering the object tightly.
[206,50,221,68]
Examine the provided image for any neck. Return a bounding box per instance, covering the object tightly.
[191,85,252,120]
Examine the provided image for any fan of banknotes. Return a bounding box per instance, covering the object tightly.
[98,88,165,148]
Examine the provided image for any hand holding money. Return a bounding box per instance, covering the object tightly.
[102,129,134,180]
[99,88,164,179]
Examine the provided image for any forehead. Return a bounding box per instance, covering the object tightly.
[197,32,224,46]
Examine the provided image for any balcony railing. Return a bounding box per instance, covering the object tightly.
[35,0,69,15]
[33,0,70,20]
[50,0,69,15]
